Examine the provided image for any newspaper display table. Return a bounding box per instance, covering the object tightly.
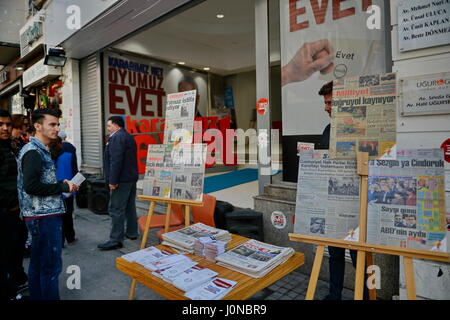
[116,234,305,300]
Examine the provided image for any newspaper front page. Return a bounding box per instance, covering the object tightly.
[142,144,174,198]
[171,143,206,202]
[163,90,196,145]
[367,149,448,252]
[329,72,397,159]
[294,150,360,240]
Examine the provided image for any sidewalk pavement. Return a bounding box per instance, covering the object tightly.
[22,207,355,300]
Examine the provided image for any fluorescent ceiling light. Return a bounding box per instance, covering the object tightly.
[203,67,210,71]
[216,14,224,19]
[178,62,185,65]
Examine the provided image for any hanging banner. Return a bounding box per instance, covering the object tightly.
[280,0,387,136]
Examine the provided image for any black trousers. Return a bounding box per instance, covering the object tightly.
[0,209,28,300]
[328,246,369,300]
[62,197,76,243]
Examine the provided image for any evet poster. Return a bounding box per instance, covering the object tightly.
[280,0,387,136]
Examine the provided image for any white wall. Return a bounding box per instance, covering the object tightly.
[390,0,450,300]
[61,59,82,169]
[225,71,256,131]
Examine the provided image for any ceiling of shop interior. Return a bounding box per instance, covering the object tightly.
[112,0,281,76]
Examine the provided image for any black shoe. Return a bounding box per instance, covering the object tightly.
[125,235,138,240]
[97,241,123,250]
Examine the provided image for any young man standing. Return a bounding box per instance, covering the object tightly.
[318,82,368,300]
[98,116,138,250]
[17,108,77,300]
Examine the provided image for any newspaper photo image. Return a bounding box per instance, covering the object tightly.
[170,143,207,202]
[367,149,448,252]
[163,90,196,145]
[329,72,397,160]
[162,223,231,253]
[142,144,174,198]
[294,150,360,240]
[215,239,294,278]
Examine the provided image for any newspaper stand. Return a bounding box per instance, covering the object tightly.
[128,195,203,300]
[289,152,450,300]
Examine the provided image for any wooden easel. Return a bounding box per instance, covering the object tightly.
[289,152,450,300]
[128,195,203,300]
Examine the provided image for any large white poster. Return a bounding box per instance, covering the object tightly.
[280,0,387,136]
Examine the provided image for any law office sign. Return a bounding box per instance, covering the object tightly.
[400,72,450,116]
[398,0,450,52]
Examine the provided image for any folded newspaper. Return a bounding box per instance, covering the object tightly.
[152,260,198,283]
[172,265,219,292]
[121,246,173,263]
[184,277,237,300]
[215,239,294,278]
[162,223,231,253]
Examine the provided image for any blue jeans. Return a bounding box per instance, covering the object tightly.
[26,216,63,300]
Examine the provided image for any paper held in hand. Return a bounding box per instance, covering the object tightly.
[63,172,86,198]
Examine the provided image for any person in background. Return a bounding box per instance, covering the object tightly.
[98,116,139,250]
[11,114,27,154]
[0,110,28,300]
[58,131,78,171]
[21,115,30,143]
[17,108,78,300]
[317,82,368,300]
[49,137,78,246]
[178,76,202,118]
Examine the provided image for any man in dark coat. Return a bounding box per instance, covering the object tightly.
[98,116,139,250]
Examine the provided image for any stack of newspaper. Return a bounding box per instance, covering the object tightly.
[184,277,237,300]
[193,237,227,259]
[215,239,294,278]
[162,223,231,254]
[204,241,227,261]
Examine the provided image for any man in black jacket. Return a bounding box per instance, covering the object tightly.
[98,116,139,250]
[0,110,28,300]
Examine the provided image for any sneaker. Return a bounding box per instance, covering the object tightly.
[97,241,123,250]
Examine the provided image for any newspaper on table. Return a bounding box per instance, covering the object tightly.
[294,150,360,240]
[329,72,397,160]
[172,265,219,292]
[171,143,207,202]
[215,239,294,278]
[162,223,231,253]
[152,260,198,283]
[121,246,172,263]
[184,277,237,300]
[142,144,174,197]
[142,254,192,272]
[163,90,196,145]
[367,149,448,252]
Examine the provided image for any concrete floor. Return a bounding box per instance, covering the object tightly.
[21,206,356,300]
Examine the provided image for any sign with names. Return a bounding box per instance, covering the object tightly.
[398,0,450,52]
[400,72,450,116]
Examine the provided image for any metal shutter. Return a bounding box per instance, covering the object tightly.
[80,53,103,173]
